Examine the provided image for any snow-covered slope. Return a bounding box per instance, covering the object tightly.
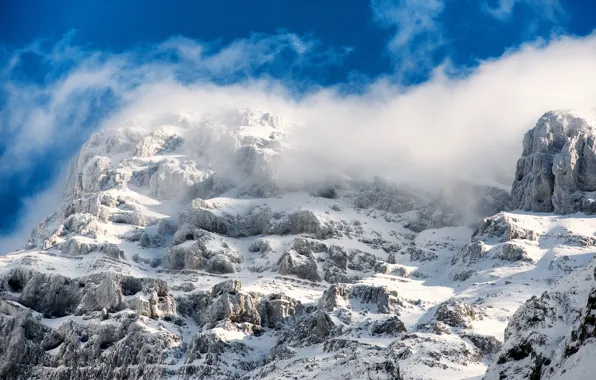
[1,108,596,380]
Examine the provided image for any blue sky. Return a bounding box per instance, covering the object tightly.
[1,0,596,247]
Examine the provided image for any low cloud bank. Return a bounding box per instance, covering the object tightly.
[1,32,596,252]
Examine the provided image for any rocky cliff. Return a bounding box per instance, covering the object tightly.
[512,110,596,214]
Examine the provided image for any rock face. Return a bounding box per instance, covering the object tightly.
[7,108,596,379]
[512,110,596,214]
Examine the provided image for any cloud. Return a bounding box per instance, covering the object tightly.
[3,31,596,251]
[0,171,67,254]
[61,33,596,193]
[371,0,446,78]
[0,31,349,190]
[482,0,567,24]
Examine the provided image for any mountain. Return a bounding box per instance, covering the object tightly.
[1,108,595,380]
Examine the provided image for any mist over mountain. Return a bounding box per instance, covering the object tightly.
[0,106,596,379]
[3,1,596,379]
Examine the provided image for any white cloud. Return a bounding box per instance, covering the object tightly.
[482,0,567,23]
[371,0,446,76]
[3,32,596,251]
[0,172,66,254]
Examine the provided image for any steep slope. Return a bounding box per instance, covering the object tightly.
[485,109,596,380]
[1,108,595,380]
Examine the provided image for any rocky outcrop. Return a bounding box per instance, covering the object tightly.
[371,316,407,336]
[1,268,172,319]
[434,300,486,329]
[473,213,538,242]
[512,111,596,214]
[318,283,405,315]
[163,232,242,274]
[0,299,182,380]
[149,159,210,200]
[274,310,340,347]
[276,249,321,282]
[484,291,563,380]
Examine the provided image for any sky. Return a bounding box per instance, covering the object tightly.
[1,0,596,251]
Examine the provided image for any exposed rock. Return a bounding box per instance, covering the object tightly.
[452,241,487,265]
[265,293,303,327]
[473,213,538,242]
[271,209,337,239]
[179,201,272,237]
[435,300,486,328]
[348,249,377,271]
[350,284,404,314]
[211,279,242,297]
[163,235,242,273]
[371,316,407,336]
[512,110,596,214]
[318,284,350,312]
[149,159,209,200]
[248,238,273,254]
[484,291,560,380]
[135,127,184,157]
[328,245,348,270]
[184,330,262,378]
[492,242,534,263]
[462,333,502,356]
[405,244,438,262]
[275,310,340,347]
[276,249,321,282]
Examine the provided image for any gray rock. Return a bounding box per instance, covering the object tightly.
[512,110,596,214]
[275,310,339,347]
[276,249,321,282]
[318,284,350,312]
[452,241,487,265]
[180,201,272,238]
[184,329,262,378]
[492,242,534,263]
[485,291,560,380]
[328,245,348,270]
[371,316,407,336]
[350,284,404,314]
[248,238,272,254]
[163,236,242,273]
[473,213,538,242]
[435,300,486,328]
[348,249,377,271]
[271,209,337,239]
[211,279,242,297]
[265,293,303,327]
[462,333,502,356]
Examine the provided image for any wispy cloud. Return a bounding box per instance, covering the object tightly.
[0,31,350,248]
[370,0,446,79]
[3,29,596,253]
[482,0,567,24]
[0,31,350,176]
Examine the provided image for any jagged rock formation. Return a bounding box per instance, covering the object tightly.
[512,110,596,214]
[4,108,596,379]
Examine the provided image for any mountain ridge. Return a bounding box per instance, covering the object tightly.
[1,108,596,379]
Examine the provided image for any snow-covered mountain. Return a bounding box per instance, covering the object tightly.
[1,108,596,379]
